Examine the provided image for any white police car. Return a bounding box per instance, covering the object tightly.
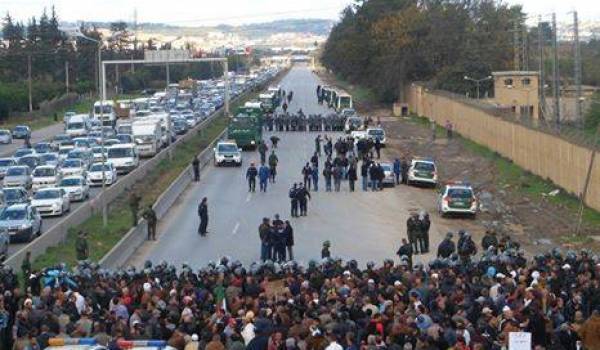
[213,140,242,166]
[407,158,437,186]
[437,181,478,218]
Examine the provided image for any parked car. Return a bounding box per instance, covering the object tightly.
[3,166,32,189]
[58,176,89,202]
[87,162,117,186]
[0,129,12,144]
[0,158,16,179]
[2,187,29,206]
[30,188,71,216]
[0,204,42,242]
[11,125,31,139]
[379,163,396,187]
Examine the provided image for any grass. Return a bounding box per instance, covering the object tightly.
[29,79,280,270]
[331,74,377,106]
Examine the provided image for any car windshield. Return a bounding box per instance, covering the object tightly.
[60,178,82,186]
[381,164,392,172]
[18,158,37,167]
[90,164,111,171]
[0,159,14,167]
[92,147,106,153]
[6,167,26,176]
[3,189,24,201]
[68,122,84,129]
[34,190,61,199]
[41,154,58,162]
[68,151,87,159]
[63,160,82,168]
[74,141,89,147]
[415,162,435,171]
[33,168,55,177]
[108,148,134,158]
[447,188,473,199]
[14,149,33,157]
[218,144,238,153]
[0,208,26,220]
[117,135,132,143]
[0,130,9,135]
[14,126,27,132]
[368,129,384,136]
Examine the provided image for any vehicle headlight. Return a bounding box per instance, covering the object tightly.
[52,203,60,209]
[250,141,256,145]
[20,223,30,229]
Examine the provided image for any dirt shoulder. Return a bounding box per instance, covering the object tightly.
[317,68,600,255]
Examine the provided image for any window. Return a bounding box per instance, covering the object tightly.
[522,78,531,86]
[504,78,513,86]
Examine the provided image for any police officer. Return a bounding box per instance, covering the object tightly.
[246,162,258,192]
[76,230,89,261]
[401,157,410,185]
[396,238,413,269]
[458,232,477,263]
[289,183,299,217]
[418,211,431,253]
[284,220,294,260]
[406,213,420,254]
[142,205,157,240]
[258,141,268,164]
[437,232,456,258]
[481,230,499,252]
[315,135,322,155]
[128,192,141,228]
[268,151,278,183]
[258,162,270,192]
[321,240,331,259]
[297,183,311,216]
[197,197,209,236]
[192,155,200,182]
[259,218,272,261]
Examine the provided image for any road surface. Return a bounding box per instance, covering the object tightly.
[0,123,65,158]
[129,65,471,268]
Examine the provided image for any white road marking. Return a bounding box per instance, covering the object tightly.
[232,222,240,235]
[246,193,252,202]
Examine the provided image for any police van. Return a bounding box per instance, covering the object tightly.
[437,181,478,218]
[407,158,438,186]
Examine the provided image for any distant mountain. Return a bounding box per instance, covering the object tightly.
[63,19,334,39]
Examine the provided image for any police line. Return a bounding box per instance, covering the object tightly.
[4,68,289,271]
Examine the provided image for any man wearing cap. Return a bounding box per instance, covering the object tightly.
[246,162,258,192]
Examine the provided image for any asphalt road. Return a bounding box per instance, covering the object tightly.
[0,123,65,158]
[128,65,466,268]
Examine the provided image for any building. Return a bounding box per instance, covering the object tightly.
[492,71,540,119]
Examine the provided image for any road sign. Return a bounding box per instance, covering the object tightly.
[144,50,191,63]
[509,332,531,350]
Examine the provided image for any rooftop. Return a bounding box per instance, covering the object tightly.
[492,71,539,77]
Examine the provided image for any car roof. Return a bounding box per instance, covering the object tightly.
[34,165,57,170]
[8,165,29,169]
[108,143,135,148]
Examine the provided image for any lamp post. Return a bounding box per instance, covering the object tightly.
[464,75,493,99]
[61,27,108,228]
[163,36,182,86]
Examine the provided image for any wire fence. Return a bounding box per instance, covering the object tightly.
[430,89,600,150]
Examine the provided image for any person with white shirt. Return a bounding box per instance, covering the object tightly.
[325,332,343,350]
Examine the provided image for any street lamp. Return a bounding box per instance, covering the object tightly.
[464,75,493,99]
[61,27,109,228]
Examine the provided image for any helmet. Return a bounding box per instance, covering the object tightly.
[323,240,331,247]
[366,261,376,269]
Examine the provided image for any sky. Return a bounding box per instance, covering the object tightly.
[0,0,598,25]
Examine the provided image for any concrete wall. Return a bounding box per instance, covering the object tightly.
[407,84,600,212]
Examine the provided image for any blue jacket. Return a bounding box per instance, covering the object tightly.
[393,160,401,174]
[259,165,270,181]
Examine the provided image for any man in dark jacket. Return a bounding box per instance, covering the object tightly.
[361,160,369,191]
[406,213,420,254]
[369,163,379,191]
[396,238,413,269]
[289,184,299,217]
[348,163,357,192]
[197,197,209,236]
[437,232,456,258]
[481,230,499,252]
[192,155,200,181]
[401,158,410,184]
[284,221,294,260]
[246,162,258,192]
[418,212,431,253]
[259,218,272,261]
[374,138,382,159]
[297,184,311,216]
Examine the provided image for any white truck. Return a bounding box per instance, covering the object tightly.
[106,144,138,174]
[65,114,90,137]
[132,120,162,157]
[93,100,117,127]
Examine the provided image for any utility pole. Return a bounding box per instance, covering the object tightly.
[65,61,69,93]
[115,65,120,95]
[27,54,32,112]
[573,11,583,126]
[513,20,520,70]
[538,16,546,119]
[522,25,529,70]
[552,13,561,126]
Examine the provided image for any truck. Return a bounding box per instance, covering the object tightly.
[334,92,353,111]
[132,120,162,157]
[259,92,277,113]
[228,113,262,150]
[93,101,117,127]
[65,114,90,137]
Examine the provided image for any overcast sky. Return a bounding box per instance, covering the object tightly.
[0,0,598,25]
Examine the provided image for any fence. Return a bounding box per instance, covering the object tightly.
[407,84,600,213]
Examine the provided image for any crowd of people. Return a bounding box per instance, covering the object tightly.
[3,245,600,350]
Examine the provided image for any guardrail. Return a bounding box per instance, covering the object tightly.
[5,68,289,270]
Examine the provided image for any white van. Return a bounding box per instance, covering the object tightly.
[106,144,138,174]
[132,120,161,157]
[65,114,89,137]
[93,100,117,127]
